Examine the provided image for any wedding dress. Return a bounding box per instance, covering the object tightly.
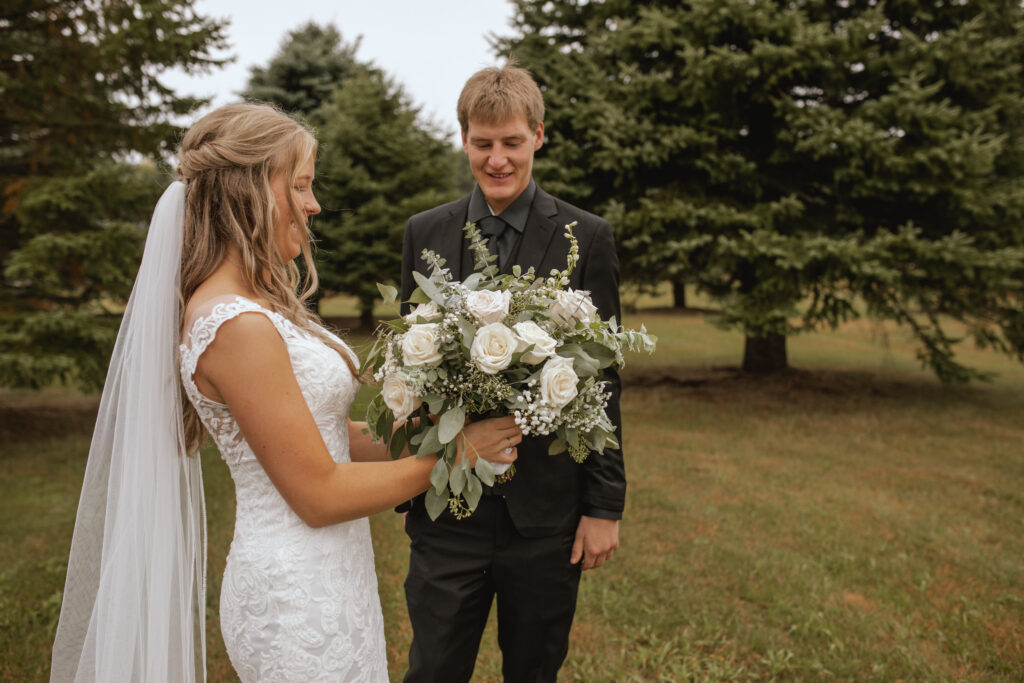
[179,295,387,682]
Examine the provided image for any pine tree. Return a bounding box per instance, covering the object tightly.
[242,22,461,327]
[1,0,228,389]
[498,0,1024,380]
[314,71,460,329]
[241,22,364,118]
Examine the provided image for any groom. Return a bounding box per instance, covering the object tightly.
[399,63,626,682]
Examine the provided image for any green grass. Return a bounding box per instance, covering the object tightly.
[2,305,1023,681]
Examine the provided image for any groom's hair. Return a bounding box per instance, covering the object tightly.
[457,59,544,133]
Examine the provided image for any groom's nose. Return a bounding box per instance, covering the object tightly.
[487,150,509,169]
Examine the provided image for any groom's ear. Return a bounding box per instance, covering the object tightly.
[533,123,544,151]
[461,129,470,154]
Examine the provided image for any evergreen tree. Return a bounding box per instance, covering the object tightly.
[241,22,461,326]
[1,0,228,389]
[241,22,364,117]
[498,0,1024,380]
[314,71,460,328]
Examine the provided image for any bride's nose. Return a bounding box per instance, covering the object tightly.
[306,194,321,216]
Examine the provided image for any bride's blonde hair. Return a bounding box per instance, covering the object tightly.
[177,102,360,453]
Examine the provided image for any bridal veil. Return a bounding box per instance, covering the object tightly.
[50,181,207,682]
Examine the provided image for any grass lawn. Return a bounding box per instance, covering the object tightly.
[2,304,1022,680]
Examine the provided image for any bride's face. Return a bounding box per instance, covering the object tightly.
[270,155,321,262]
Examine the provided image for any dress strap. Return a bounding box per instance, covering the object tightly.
[179,295,290,381]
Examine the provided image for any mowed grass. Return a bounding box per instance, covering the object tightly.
[2,307,1023,681]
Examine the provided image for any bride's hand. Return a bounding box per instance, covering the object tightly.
[457,416,521,468]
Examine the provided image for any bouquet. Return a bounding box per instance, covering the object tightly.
[362,220,656,520]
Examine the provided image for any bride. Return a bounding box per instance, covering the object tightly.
[49,102,520,682]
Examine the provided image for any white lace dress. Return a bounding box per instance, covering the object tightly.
[179,296,388,682]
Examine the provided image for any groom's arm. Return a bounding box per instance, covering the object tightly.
[400,218,417,317]
[578,216,627,519]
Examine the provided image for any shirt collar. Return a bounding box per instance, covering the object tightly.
[467,179,536,234]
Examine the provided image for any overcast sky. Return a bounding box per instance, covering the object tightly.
[163,0,516,144]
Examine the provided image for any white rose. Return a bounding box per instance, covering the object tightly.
[540,356,579,409]
[549,289,599,328]
[401,323,443,367]
[404,301,440,323]
[513,321,558,365]
[470,322,517,374]
[465,289,512,325]
[381,374,421,421]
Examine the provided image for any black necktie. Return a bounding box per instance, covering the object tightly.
[479,215,516,271]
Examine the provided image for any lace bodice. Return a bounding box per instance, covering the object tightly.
[179,296,387,682]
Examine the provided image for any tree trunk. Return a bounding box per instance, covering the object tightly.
[359,303,374,331]
[672,280,687,309]
[742,334,788,373]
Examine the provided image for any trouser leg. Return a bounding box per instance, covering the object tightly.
[494,507,582,683]
[402,498,499,683]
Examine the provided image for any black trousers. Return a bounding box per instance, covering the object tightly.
[403,496,582,683]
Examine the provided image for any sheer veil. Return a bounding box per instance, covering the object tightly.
[50,181,207,682]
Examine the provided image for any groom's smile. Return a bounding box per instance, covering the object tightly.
[462,114,544,214]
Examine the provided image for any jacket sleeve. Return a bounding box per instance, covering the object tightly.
[400,218,416,317]
[579,217,627,519]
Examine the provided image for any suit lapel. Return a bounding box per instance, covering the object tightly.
[426,197,470,278]
[515,187,560,274]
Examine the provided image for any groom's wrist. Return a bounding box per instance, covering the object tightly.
[581,506,621,521]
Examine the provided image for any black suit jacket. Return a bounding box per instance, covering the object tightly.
[400,184,626,537]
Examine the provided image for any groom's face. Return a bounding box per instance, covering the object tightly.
[462,114,544,214]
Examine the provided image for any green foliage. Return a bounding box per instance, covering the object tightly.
[241,22,363,117]
[313,69,459,325]
[1,0,229,390]
[241,23,461,325]
[498,0,1024,380]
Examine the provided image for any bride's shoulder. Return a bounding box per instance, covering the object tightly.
[182,292,279,348]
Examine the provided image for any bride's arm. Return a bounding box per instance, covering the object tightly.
[347,417,520,464]
[197,312,516,528]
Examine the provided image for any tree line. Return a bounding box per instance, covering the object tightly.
[2,0,1022,390]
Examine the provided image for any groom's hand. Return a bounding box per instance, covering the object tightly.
[570,516,619,570]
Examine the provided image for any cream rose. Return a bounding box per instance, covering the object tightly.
[549,289,598,328]
[401,323,443,367]
[381,374,421,421]
[540,356,579,409]
[465,289,512,325]
[470,322,517,374]
[513,321,557,365]
[404,301,440,323]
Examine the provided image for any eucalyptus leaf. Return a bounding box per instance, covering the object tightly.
[438,404,466,444]
[548,438,568,455]
[389,426,407,460]
[463,474,482,511]
[475,457,495,487]
[413,271,447,304]
[463,272,484,291]
[423,393,445,415]
[584,428,605,453]
[408,288,431,304]
[557,344,600,377]
[449,459,467,495]
[419,425,442,456]
[376,282,398,305]
[424,488,448,521]
[457,317,477,351]
[580,341,618,369]
[429,457,448,494]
